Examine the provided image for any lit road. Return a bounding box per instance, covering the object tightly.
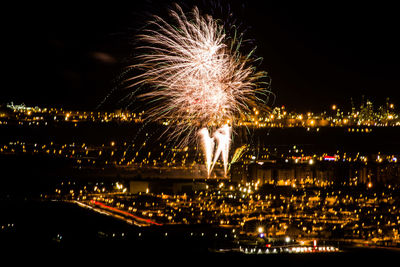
[74,200,163,227]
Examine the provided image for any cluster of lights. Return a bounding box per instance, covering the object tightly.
[237,145,399,168]
[240,246,339,254]
[50,174,400,249]
[1,103,144,125]
[2,99,399,129]
[238,100,399,128]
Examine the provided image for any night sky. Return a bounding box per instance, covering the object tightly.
[4,1,400,112]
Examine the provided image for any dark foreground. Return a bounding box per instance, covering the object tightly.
[1,199,398,265]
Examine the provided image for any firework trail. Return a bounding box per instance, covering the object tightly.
[126,4,272,176]
[210,124,231,176]
[199,127,215,177]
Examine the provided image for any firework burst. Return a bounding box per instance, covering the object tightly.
[126,4,270,140]
[125,4,272,176]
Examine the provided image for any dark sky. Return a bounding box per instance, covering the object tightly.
[4,1,400,112]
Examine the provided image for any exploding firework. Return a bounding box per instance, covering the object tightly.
[126,4,272,177]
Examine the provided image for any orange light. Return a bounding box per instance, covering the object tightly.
[90,200,163,226]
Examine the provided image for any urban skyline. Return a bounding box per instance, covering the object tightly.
[2,95,399,128]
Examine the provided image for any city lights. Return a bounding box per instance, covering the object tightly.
[2,1,400,260]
